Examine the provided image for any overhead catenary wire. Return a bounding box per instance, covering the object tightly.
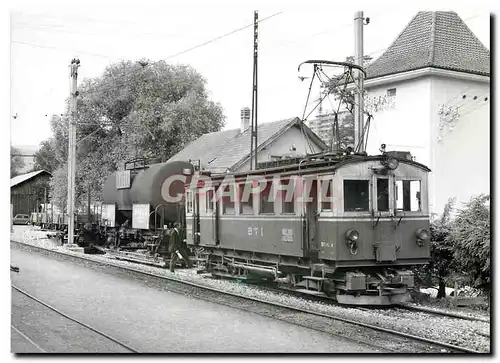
[13,11,286,100]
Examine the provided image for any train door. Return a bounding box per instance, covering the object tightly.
[199,188,218,246]
[185,189,196,245]
[372,173,397,262]
[372,174,394,217]
[305,177,319,260]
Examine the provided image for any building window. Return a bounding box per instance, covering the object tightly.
[281,179,295,214]
[387,88,396,97]
[259,181,274,214]
[221,185,235,215]
[239,183,254,215]
[344,180,369,212]
[396,180,421,211]
[377,178,389,212]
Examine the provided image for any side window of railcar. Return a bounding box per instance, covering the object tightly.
[281,179,295,214]
[186,191,193,214]
[205,189,214,213]
[377,178,390,212]
[320,179,333,211]
[344,180,369,212]
[396,180,421,211]
[239,182,254,215]
[259,181,274,214]
[221,185,236,215]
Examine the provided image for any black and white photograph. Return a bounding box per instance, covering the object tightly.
[5,0,492,355]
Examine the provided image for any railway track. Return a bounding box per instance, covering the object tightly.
[11,240,487,353]
[11,284,139,353]
[397,303,489,323]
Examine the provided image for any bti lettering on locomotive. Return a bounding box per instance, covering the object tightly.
[184,151,430,306]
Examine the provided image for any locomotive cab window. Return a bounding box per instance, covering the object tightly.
[239,183,254,215]
[344,180,369,212]
[221,185,235,215]
[377,178,390,212]
[320,179,333,211]
[396,180,421,212]
[259,181,274,214]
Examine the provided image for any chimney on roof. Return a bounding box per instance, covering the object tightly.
[240,107,251,133]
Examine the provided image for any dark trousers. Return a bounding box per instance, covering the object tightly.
[169,248,192,272]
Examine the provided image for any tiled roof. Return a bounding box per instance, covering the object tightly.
[168,117,326,173]
[11,170,51,188]
[366,11,490,80]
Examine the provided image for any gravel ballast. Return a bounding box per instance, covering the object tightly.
[11,226,491,353]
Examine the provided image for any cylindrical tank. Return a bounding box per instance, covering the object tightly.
[102,161,193,227]
[130,161,193,223]
[102,173,136,212]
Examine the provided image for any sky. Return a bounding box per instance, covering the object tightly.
[7,0,494,148]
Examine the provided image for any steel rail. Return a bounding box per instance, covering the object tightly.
[11,240,483,354]
[397,304,489,323]
[11,284,140,353]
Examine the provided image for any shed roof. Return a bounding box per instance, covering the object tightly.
[11,170,51,188]
[167,117,327,173]
[366,11,490,80]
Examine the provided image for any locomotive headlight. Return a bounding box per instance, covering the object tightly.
[386,157,399,170]
[415,228,430,241]
[345,229,359,242]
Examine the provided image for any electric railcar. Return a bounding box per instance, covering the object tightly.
[185,151,431,306]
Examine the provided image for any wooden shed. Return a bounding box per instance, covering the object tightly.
[10,170,52,216]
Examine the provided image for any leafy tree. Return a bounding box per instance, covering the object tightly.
[33,139,58,173]
[415,198,456,298]
[49,164,68,213]
[323,55,373,114]
[11,146,25,177]
[450,195,490,292]
[338,113,354,149]
[45,59,225,210]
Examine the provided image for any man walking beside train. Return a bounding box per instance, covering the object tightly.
[168,222,192,272]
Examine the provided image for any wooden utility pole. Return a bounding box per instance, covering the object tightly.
[250,10,259,170]
[67,58,80,247]
[353,11,365,153]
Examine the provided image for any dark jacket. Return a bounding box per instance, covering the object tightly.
[168,228,182,253]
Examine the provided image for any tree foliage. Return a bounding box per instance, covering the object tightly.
[415,195,491,297]
[33,139,59,173]
[415,198,456,298]
[450,195,491,290]
[11,146,25,177]
[41,59,225,210]
[49,164,68,213]
[322,55,373,114]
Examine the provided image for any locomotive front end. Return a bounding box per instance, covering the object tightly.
[315,155,431,305]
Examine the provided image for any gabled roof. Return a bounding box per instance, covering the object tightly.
[11,170,52,188]
[167,117,327,173]
[366,11,490,80]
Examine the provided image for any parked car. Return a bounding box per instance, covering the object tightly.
[13,214,30,225]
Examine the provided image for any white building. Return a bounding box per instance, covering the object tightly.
[362,11,490,215]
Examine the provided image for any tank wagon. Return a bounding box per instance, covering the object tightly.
[184,151,431,306]
[101,158,193,250]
